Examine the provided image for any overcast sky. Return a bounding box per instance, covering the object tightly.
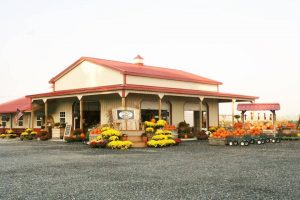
[0,0,299,119]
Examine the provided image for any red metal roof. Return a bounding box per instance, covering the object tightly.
[237,103,280,111]
[49,57,223,85]
[27,84,258,100]
[0,97,32,113]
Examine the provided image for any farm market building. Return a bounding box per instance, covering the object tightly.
[0,56,257,136]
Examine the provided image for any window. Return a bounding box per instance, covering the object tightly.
[60,112,66,124]
[1,115,7,127]
[18,116,24,127]
[36,115,42,127]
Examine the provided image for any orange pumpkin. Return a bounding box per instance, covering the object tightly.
[80,133,85,139]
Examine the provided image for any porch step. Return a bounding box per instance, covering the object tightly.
[122,130,144,136]
[127,136,143,142]
[132,141,147,148]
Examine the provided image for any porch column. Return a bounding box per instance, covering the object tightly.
[158,94,164,120]
[158,98,162,120]
[232,99,236,127]
[241,110,246,128]
[31,111,34,128]
[199,97,204,131]
[271,110,276,130]
[10,113,13,129]
[44,100,48,126]
[80,98,83,130]
[121,90,126,107]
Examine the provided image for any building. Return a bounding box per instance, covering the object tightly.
[0,55,257,136]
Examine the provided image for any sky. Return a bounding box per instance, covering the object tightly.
[0,0,299,120]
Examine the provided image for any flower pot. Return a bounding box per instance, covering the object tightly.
[184,134,188,139]
[142,136,148,142]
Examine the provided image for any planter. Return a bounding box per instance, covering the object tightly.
[142,136,148,142]
[121,135,128,141]
[208,137,226,146]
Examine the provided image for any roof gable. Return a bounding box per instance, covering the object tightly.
[49,57,222,85]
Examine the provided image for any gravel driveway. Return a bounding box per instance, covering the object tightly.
[0,140,299,200]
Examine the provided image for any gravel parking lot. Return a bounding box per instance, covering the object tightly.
[0,140,299,200]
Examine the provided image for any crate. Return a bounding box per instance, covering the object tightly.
[208,137,226,146]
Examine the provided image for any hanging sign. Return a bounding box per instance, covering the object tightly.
[117,110,134,120]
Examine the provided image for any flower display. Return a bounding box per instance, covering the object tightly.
[155,130,164,135]
[144,121,155,127]
[107,141,133,149]
[145,127,154,133]
[152,135,173,141]
[101,126,111,132]
[147,127,177,148]
[109,136,119,141]
[89,128,133,150]
[101,129,121,139]
[155,120,167,127]
[147,139,175,147]
[21,132,29,136]
[25,128,33,133]
[31,131,37,135]
[5,129,14,134]
[0,134,6,139]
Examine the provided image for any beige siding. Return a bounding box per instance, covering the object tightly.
[125,94,143,109]
[54,61,123,91]
[100,95,121,125]
[46,98,74,128]
[0,113,31,129]
[207,99,219,127]
[12,113,31,128]
[168,98,185,126]
[127,75,218,92]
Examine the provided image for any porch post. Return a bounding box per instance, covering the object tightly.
[121,90,126,107]
[158,94,164,120]
[271,110,276,130]
[232,99,235,127]
[10,113,13,129]
[199,97,204,131]
[158,98,162,120]
[44,100,48,126]
[31,111,34,128]
[241,111,246,128]
[80,98,83,130]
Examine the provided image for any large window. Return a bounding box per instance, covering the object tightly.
[1,115,7,127]
[18,116,24,127]
[60,112,66,124]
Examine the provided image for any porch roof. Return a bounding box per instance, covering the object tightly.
[0,97,32,113]
[237,103,280,111]
[27,84,258,101]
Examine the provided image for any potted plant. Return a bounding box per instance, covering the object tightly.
[121,134,128,141]
[141,133,148,142]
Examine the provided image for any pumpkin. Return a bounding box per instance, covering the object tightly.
[80,133,85,139]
